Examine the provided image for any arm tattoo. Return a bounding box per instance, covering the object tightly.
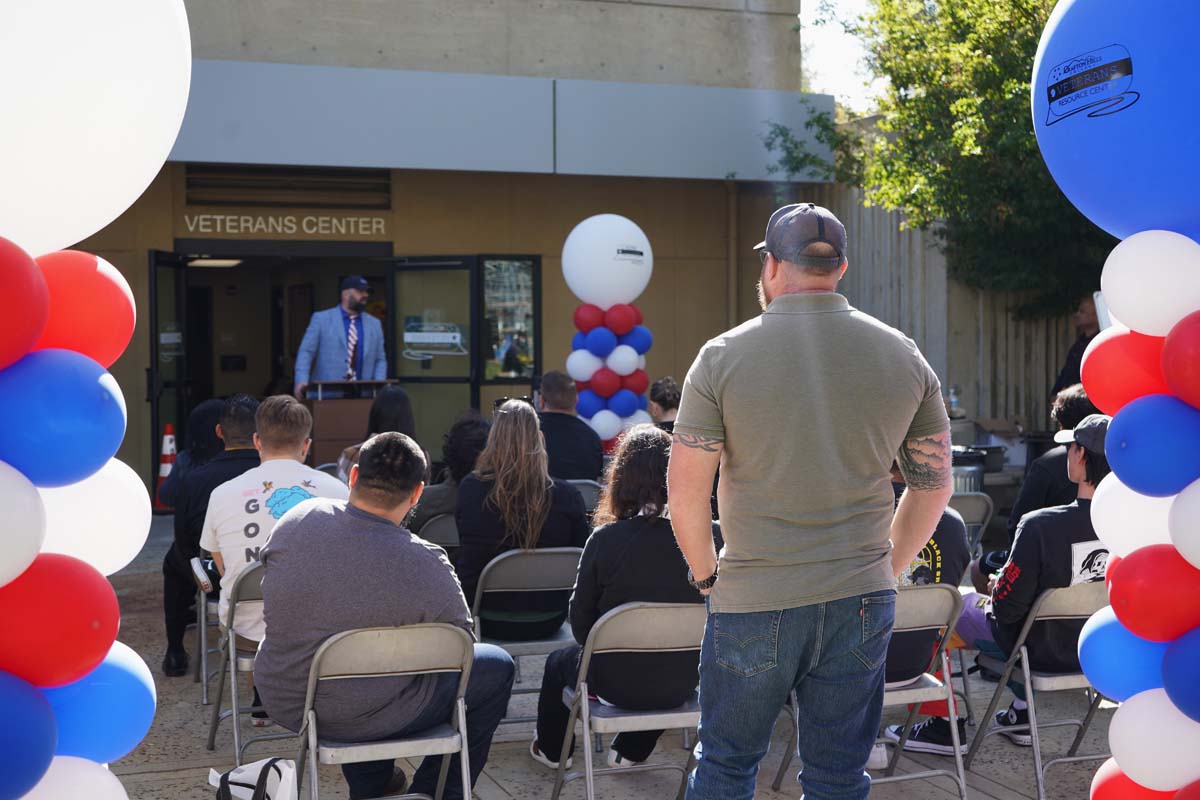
[673,432,723,452]
[897,431,952,491]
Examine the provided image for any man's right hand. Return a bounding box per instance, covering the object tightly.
[294,383,307,399]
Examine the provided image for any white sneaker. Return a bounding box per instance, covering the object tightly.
[867,743,891,771]
[606,747,644,769]
[529,738,572,770]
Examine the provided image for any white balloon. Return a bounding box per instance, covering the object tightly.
[561,214,653,309]
[1101,231,1200,337]
[589,410,623,441]
[1091,473,1175,558]
[1169,479,1200,570]
[1110,688,1200,791]
[0,2,191,254]
[622,410,655,431]
[566,349,604,383]
[39,459,151,576]
[606,345,640,377]
[0,460,45,587]
[23,756,128,800]
[638,355,647,371]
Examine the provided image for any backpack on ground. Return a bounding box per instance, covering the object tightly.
[209,757,298,800]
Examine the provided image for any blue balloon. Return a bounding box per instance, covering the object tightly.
[638,394,649,412]
[0,670,56,800]
[619,325,654,355]
[0,350,126,487]
[43,642,156,764]
[1107,394,1200,497]
[576,389,605,420]
[584,327,618,358]
[572,331,587,351]
[1164,626,1200,724]
[608,389,640,418]
[1032,0,1200,241]
[1077,606,1168,702]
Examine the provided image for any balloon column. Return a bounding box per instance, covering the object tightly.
[0,1,191,796]
[1033,1,1200,795]
[562,214,656,449]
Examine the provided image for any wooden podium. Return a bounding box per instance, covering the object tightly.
[304,380,396,466]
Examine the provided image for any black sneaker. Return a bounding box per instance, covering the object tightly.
[162,648,188,677]
[995,704,1032,746]
[883,717,968,756]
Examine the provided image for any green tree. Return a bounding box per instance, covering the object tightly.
[771,0,1114,316]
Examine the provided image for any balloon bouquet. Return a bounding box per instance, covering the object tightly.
[561,215,656,449]
[0,1,192,797]
[1032,1,1200,797]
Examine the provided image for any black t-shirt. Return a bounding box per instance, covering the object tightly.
[1052,334,1095,396]
[885,486,971,684]
[1007,446,1076,543]
[539,412,604,481]
[990,499,1108,673]
[170,449,261,569]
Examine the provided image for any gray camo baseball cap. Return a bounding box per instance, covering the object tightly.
[753,203,847,269]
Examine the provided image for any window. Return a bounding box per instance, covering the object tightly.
[481,258,537,381]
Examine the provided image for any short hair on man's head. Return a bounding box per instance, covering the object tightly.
[353,432,428,509]
[256,395,312,451]
[219,394,260,446]
[781,241,844,277]
[443,412,491,484]
[1079,444,1111,487]
[1051,384,1099,431]
[540,371,578,411]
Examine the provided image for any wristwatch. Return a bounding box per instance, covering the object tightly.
[688,565,718,592]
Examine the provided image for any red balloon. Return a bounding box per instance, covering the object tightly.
[1106,554,1122,593]
[1176,779,1200,800]
[33,251,136,368]
[1091,757,1174,800]
[622,369,650,396]
[1163,311,1200,412]
[602,437,619,455]
[573,304,605,333]
[631,304,644,325]
[1109,545,1200,642]
[1081,327,1170,415]
[576,380,591,393]
[0,554,119,688]
[604,304,638,336]
[590,368,621,399]
[0,237,49,371]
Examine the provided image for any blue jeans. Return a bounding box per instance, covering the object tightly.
[341,644,515,800]
[687,590,896,800]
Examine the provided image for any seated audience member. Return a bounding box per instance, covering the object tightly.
[536,370,603,481]
[894,414,1111,753]
[530,425,719,770]
[158,398,226,508]
[409,412,490,534]
[337,385,417,483]
[455,399,590,640]
[255,433,515,800]
[648,376,681,433]
[162,395,261,677]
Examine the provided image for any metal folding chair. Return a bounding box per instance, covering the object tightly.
[295,624,475,800]
[418,513,460,550]
[566,479,603,515]
[471,547,584,723]
[772,585,968,799]
[948,492,994,557]
[550,602,706,800]
[189,557,221,706]
[315,462,340,479]
[964,580,1110,800]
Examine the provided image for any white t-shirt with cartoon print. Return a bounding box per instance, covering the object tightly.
[200,459,348,641]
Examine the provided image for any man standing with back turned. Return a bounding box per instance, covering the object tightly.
[668,204,953,800]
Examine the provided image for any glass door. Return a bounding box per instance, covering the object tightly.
[148,250,190,488]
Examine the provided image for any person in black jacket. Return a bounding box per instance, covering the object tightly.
[536,370,604,481]
[161,394,261,677]
[454,399,590,641]
[157,399,226,508]
[530,424,721,771]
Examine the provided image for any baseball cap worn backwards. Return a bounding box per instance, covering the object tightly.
[754,203,847,270]
[1054,413,1110,455]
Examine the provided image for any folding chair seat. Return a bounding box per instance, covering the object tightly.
[190,557,222,706]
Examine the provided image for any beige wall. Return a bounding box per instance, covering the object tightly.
[186,0,802,90]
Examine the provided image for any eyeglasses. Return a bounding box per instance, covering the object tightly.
[758,249,771,265]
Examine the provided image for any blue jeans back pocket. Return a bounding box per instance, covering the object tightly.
[713,610,783,678]
[850,592,896,671]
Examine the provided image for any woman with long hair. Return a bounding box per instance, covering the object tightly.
[454,399,589,640]
[337,385,417,482]
[157,398,226,507]
[529,424,721,771]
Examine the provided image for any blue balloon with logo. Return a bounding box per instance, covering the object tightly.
[1107,394,1200,496]
[1032,0,1200,241]
[1077,606,1168,702]
[1163,626,1200,724]
[584,326,618,358]
[608,389,640,418]
[619,325,654,355]
[0,670,56,800]
[576,389,605,420]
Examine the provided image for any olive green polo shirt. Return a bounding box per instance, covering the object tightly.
[675,292,950,613]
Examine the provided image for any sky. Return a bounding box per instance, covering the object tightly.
[797,0,886,115]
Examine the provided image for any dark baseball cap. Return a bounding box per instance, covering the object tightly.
[1054,413,1110,454]
[340,275,371,293]
[754,203,847,269]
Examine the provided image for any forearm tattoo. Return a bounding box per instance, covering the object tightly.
[897,431,952,491]
[673,432,723,452]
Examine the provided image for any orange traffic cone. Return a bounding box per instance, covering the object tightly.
[154,423,176,512]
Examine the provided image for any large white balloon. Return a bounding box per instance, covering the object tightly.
[23,756,128,800]
[562,214,653,309]
[606,345,640,377]
[1169,480,1200,570]
[622,410,655,431]
[589,410,623,442]
[0,460,45,587]
[1091,473,1175,558]
[0,2,191,254]
[39,459,151,576]
[566,350,604,383]
[1110,688,1200,791]
[1101,231,1200,337]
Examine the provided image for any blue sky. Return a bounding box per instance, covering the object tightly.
[798,0,886,114]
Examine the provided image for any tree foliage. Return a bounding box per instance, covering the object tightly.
[772,0,1115,317]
